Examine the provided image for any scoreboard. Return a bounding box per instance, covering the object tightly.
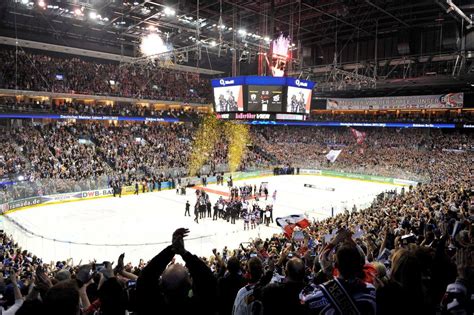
[211,76,315,118]
[247,85,283,112]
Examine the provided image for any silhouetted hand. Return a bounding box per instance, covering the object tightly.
[172,228,190,256]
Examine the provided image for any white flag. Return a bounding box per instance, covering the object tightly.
[326,149,342,163]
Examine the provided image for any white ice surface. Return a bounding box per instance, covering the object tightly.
[2,175,399,265]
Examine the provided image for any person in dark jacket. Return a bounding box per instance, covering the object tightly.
[261,258,306,315]
[136,228,217,315]
[217,256,246,315]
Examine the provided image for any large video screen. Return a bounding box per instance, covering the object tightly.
[247,85,283,112]
[287,86,312,114]
[213,85,244,112]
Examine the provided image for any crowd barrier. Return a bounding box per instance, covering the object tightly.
[0,169,274,214]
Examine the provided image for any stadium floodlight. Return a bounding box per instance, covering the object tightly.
[38,0,45,8]
[238,29,247,36]
[164,7,176,16]
[140,33,171,57]
[89,11,97,20]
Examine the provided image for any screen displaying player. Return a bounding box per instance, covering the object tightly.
[213,85,244,112]
[287,86,312,114]
[247,85,283,112]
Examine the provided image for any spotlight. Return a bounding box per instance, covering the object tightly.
[263,36,271,42]
[238,29,247,36]
[89,11,97,19]
[210,40,217,47]
[164,7,176,16]
[140,33,171,57]
[38,0,45,8]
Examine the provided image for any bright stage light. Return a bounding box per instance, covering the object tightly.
[164,7,176,16]
[17,175,25,181]
[89,11,97,19]
[210,40,217,47]
[238,29,247,36]
[38,0,45,8]
[74,8,83,16]
[21,0,29,4]
[140,33,171,57]
[263,36,270,42]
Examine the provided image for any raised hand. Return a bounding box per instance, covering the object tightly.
[172,228,190,256]
[114,253,125,275]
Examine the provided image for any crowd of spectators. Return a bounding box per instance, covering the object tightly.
[253,126,473,181]
[0,121,271,201]
[0,99,202,121]
[309,111,474,123]
[0,153,471,314]
[0,119,471,314]
[0,48,212,103]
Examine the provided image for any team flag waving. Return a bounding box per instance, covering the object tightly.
[326,149,342,163]
[276,214,310,238]
[350,127,367,145]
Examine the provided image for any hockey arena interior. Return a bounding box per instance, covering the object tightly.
[0,0,473,314]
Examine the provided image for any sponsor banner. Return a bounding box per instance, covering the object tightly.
[41,192,83,203]
[245,121,456,128]
[319,170,395,184]
[0,113,179,123]
[80,188,114,198]
[325,93,464,110]
[393,178,418,186]
[286,78,316,89]
[5,197,43,212]
[216,112,306,121]
[41,188,114,204]
[276,114,305,121]
[463,124,474,129]
[211,77,246,87]
[0,203,9,213]
[300,169,322,175]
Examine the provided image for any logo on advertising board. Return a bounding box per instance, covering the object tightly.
[219,79,235,86]
[216,113,230,119]
[295,79,308,88]
[276,114,305,121]
[7,197,43,212]
[81,188,114,198]
[256,114,271,119]
[235,113,256,119]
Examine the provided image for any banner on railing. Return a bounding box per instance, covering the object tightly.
[323,93,464,110]
[4,196,43,213]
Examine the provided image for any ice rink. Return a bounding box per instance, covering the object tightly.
[2,175,400,265]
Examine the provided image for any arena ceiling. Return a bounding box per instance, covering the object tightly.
[1,0,473,96]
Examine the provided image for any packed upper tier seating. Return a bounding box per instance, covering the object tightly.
[0,48,213,103]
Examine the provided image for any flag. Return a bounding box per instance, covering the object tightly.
[350,127,366,145]
[326,149,342,163]
[276,214,310,238]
